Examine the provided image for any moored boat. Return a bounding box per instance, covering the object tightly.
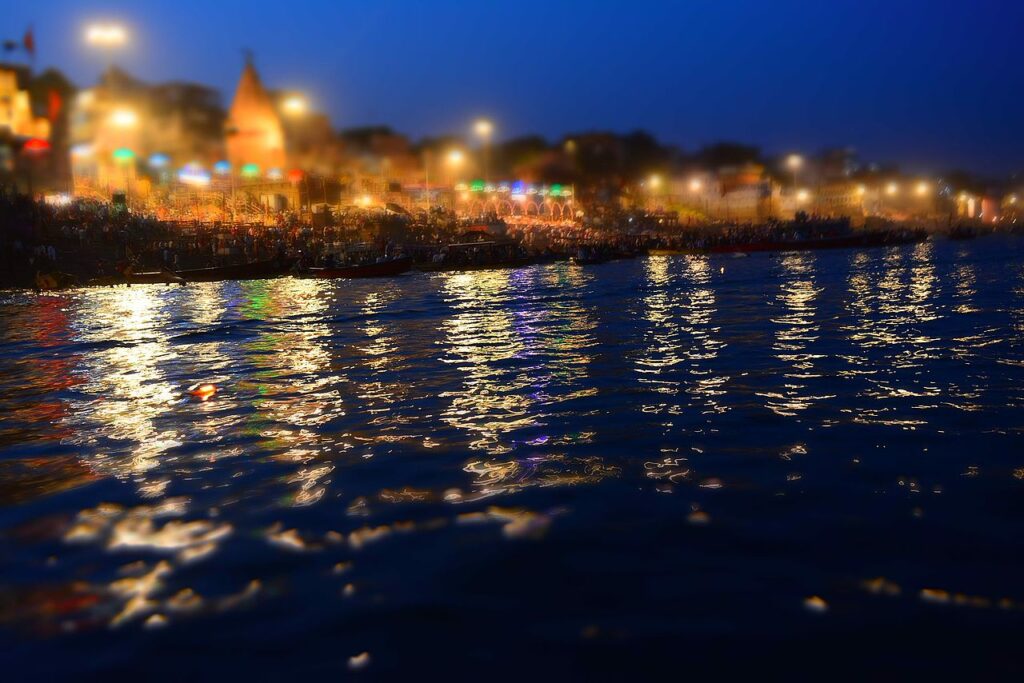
[307,256,412,279]
[948,225,978,240]
[650,229,927,256]
[175,257,296,282]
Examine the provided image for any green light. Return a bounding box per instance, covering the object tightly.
[551,183,563,197]
[241,163,260,178]
[112,147,135,162]
[470,179,485,192]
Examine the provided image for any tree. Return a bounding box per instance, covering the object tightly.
[694,142,762,169]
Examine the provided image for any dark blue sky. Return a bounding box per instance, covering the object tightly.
[6,0,1021,173]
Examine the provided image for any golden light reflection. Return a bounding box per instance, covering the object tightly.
[635,256,685,412]
[842,244,948,425]
[68,286,181,482]
[440,269,531,455]
[761,252,832,416]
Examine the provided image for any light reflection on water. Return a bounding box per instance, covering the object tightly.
[3,238,1024,674]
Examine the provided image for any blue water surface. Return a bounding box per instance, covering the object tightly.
[2,238,1024,679]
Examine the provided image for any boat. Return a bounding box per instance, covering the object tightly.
[948,225,978,240]
[86,269,186,287]
[34,271,78,291]
[413,239,542,272]
[175,257,296,282]
[650,229,927,256]
[306,256,412,279]
[569,248,618,266]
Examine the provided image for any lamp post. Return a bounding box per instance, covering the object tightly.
[108,107,138,206]
[647,173,663,212]
[446,149,464,211]
[281,95,307,117]
[474,118,493,183]
[786,154,803,188]
[85,22,127,72]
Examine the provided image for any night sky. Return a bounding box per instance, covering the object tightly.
[5,0,1021,174]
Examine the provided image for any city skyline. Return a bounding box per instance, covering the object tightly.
[4,0,1021,175]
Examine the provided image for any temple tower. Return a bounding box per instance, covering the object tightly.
[225,55,285,173]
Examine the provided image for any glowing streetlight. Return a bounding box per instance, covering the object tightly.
[689,178,703,192]
[445,148,466,191]
[282,95,307,116]
[358,194,372,207]
[446,149,465,167]
[474,118,494,183]
[474,119,494,139]
[786,154,803,187]
[1008,194,1018,205]
[648,174,663,190]
[85,23,127,47]
[885,182,899,196]
[109,108,138,128]
[856,184,867,196]
[915,181,930,197]
[796,189,810,203]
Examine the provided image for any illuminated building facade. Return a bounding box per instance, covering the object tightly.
[0,64,50,140]
[69,66,224,200]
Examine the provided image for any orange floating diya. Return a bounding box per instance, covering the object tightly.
[189,383,217,401]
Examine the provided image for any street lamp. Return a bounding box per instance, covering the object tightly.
[689,178,703,192]
[85,23,127,47]
[109,108,138,128]
[915,181,930,197]
[886,182,899,196]
[446,149,465,199]
[474,119,493,139]
[474,118,494,182]
[786,154,803,186]
[282,95,307,116]
[647,174,664,212]
[446,148,465,168]
[85,23,127,73]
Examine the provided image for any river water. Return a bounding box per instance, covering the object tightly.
[2,238,1024,678]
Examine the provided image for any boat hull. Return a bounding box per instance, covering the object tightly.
[176,258,296,282]
[650,230,927,256]
[307,257,412,279]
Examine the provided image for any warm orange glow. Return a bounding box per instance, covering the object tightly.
[189,383,217,401]
[474,119,493,138]
[446,149,465,167]
[282,95,307,116]
[109,108,138,128]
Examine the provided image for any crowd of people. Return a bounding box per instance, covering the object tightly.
[0,187,983,289]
